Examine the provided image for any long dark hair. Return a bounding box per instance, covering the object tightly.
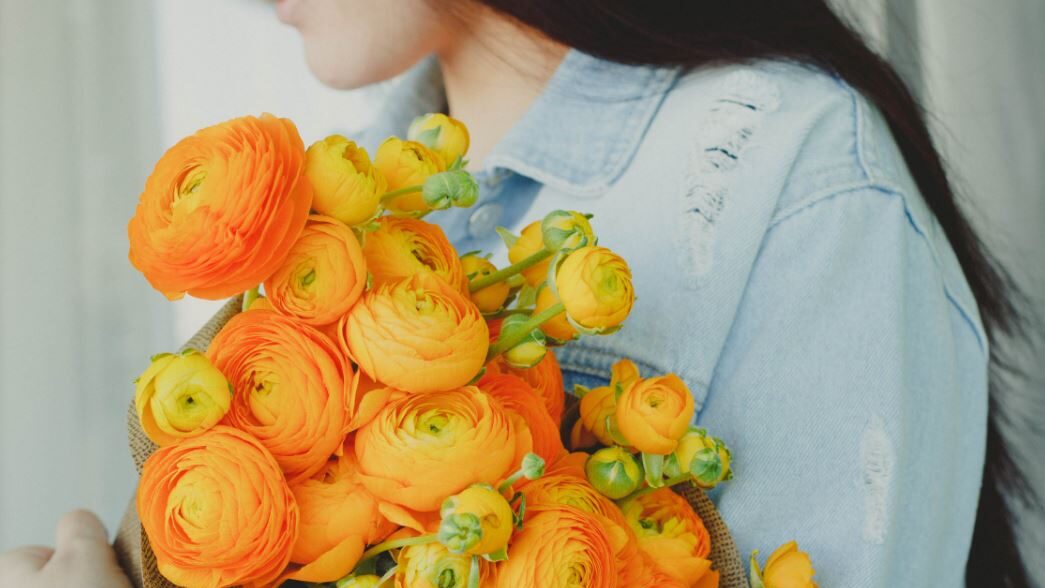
[469,1,1038,585]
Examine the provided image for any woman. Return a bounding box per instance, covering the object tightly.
[273,1,1029,585]
[0,1,1032,586]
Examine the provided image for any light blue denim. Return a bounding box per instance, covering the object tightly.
[360,51,989,587]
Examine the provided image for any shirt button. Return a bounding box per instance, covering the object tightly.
[468,202,504,240]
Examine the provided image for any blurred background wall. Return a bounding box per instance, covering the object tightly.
[1,0,1042,580]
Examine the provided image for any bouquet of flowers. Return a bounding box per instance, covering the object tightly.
[113,113,818,588]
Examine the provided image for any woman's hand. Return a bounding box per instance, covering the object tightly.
[0,510,132,588]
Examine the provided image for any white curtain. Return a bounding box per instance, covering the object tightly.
[0,0,170,548]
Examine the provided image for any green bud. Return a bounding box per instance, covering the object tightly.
[520,452,546,480]
[541,210,596,252]
[423,170,479,210]
[585,446,644,499]
[437,512,484,554]
[497,314,548,368]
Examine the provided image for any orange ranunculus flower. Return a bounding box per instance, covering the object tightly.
[340,271,488,394]
[305,135,386,226]
[134,350,231,446]
[487,348,566,425]
[507,220,552,287]
[460,253,510,313]
[554,245,635,335]
[264,215,367,326]
[128,114,311,300]
[621,488,713,586]
[616,374,695,455]
[354,386,519,512]
[545,451,591,480]
[374,137,445,213]
[573,358,641,447]
[395,542,492,588]
[407,113,470,165]
[208,310,354,483]
[478,373,565,465]
[361,216,467,294]
[521,474,626,527]
[494,505,618,588]
[282,450,395,583]
[137,426,297,588]
[754,541,818,588]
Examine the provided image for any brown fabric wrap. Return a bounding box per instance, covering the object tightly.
[113,296,747,587]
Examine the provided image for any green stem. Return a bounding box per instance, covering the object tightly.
[618,474,691,503]
[379,184,423,206]
[241,286,260,312]
[483,307,535,320]
[487,303,565,360]
[469,248,554,293]
[359,533,438,563]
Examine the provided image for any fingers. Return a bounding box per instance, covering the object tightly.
[52,510,116,565]
[0,545,55,577]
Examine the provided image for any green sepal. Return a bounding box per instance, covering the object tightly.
[495,227,519,249]
[150,352,173,362]
[414,126,441,147]
[573,384,592,399]
[605,415,631,447]
[642,453,666,488]
[483,547,509,562]
[749,549,767,588]
[663,452,683,479]
[468,555,481,588]
[689,447,723,487]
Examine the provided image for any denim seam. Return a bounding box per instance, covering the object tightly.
[766,185,988,353]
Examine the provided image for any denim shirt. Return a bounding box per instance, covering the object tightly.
[361,51,988,587]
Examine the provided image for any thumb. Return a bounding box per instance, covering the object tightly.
[54,510,112,560]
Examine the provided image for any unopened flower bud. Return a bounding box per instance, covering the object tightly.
[461,254,509,313]
[666,428,733,489]
[422,170,479,210]
[585,446,644,499]
[541,210,595,252]
[408,113,470,166]
[498,314,547,368]
[439,484,513,557]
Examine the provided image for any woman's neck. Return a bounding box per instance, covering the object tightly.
[436,12,567,168]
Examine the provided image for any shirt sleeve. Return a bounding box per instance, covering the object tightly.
[698,187,988,587]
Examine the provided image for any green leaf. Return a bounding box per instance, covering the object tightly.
[641,453,665,488]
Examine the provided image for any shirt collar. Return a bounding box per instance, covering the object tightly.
[367,50,681,198]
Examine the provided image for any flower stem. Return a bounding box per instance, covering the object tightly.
[483,307,535,320]
[469,248,554,293]
[241,286,260,312]
[618,474,692,503]
[359,533,438,562]
[487,303,565,360]
[379,184,423,206]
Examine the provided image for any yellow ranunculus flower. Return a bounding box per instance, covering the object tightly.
[669,428,733,489]
[615,374,695,455]
[306,135,386,226]
[374,137,445,213]
[554,245,634,335]
[752,541,818,588]
[134,349,231,446]
[461,254,510,313]
[438,484,514,558]
[395,542,489,588]
[336,575,384,588]
[507,221,552,287]
[534,283,577,342]
[408,113,470,166]
[573,358,641,446]
[541,210,596,252]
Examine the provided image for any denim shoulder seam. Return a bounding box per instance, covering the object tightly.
[767,184,988,353]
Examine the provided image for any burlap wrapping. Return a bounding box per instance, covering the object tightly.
[113,296,747,588]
